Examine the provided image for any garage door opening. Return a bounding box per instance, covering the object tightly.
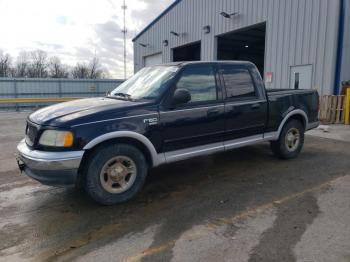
[217,23,266,77]
[172,41,201,62]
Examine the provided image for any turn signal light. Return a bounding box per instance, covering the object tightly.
[63,132,74,147]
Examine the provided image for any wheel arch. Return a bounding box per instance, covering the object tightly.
[275,109,308,140]
[82,131,164,168]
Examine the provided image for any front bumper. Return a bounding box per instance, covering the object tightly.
[16,139,84,186]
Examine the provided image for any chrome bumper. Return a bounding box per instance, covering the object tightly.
[16,139,84,186]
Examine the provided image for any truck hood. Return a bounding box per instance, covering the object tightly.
[28,97,151,126]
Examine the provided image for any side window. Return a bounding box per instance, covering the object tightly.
[221,67,257,100]
[175,65,217,103]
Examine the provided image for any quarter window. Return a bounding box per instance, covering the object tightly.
[175,65,217,103]
[221,67,257,99]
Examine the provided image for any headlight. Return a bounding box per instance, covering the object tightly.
[39,130,74,147]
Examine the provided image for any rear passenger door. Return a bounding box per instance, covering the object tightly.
[219,65,267,141]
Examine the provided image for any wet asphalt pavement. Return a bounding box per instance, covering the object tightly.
[0,112,350,262]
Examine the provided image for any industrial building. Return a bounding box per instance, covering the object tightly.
[133,0,350,95]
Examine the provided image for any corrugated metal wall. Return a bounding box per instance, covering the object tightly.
[134,0,340,95]
[0,78,123,110]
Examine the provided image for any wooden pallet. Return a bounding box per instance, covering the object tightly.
[320,95,345,124]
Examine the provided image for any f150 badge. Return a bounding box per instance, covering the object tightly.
[143,117,158,126]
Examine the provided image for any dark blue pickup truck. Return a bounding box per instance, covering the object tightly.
[17,61,319,205]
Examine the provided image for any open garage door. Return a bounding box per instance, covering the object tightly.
[173,41,201,62]
[144,53,162,67]
[217,23,266,77]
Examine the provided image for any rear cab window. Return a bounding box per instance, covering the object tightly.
[220,65,259,101]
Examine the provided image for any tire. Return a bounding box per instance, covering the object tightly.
[270,119,305,159]
[84,143,148,205]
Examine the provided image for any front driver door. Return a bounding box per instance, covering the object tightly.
[160,64,225,156]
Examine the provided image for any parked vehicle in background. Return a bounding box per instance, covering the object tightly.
[16,61,319,205]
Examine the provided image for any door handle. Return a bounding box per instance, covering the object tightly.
[251,103,261,109]
[207,108,220,117]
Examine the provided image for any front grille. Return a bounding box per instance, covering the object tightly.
[25,122,38,146]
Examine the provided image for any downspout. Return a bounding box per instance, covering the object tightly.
[334,0,345,95]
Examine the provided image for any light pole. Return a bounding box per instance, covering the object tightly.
[121,0,127,79]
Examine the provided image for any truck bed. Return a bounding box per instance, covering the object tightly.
[264,88,319,133]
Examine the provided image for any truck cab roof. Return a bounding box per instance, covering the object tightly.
[154,60,256,68]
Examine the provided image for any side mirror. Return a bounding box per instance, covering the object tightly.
[171,88,191,106]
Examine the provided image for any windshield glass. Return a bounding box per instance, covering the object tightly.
[110,66,178,100]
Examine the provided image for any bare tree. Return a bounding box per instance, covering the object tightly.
[1,50,108,79]
[0,51,12,77]
[48,56,69,78]
[71,63,90,79]
[27,50,48,78]
[72,56,106,79]
[14,51,29,77]
[88,56,103,79]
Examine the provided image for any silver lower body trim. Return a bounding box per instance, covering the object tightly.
[164,142,224,163]
[162,134,270,164]
[224,134,264,150]
[306,121,319,130]
[263,132,279,141]
[17,139,84,171]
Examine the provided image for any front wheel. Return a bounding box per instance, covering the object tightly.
[84,143,148,205]
[270,119,305,159]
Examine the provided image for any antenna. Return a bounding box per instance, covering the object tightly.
[122,0,127,79]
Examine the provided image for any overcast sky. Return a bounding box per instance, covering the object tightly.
[0,0,174,78]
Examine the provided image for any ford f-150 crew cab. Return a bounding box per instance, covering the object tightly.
[17,61,319,205]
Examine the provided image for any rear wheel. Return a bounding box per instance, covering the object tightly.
[270,119,305,159]
[84,143,148,205]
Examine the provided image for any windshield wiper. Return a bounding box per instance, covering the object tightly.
[111,92,133,101]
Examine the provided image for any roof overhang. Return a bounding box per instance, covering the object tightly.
[132,0,182,42]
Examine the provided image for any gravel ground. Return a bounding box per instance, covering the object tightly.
[0,112,349,262]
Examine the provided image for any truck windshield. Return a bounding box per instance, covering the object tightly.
[110,66,178,101]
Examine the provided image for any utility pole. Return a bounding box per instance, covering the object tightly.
[122,0,127,79]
